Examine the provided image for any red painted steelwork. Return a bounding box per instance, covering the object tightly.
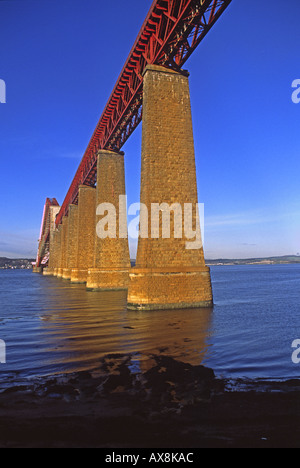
[36,198,59,267]
[55,0,232,227]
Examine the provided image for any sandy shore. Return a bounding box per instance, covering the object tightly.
[0,353,299,448]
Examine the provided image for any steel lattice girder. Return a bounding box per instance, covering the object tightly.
[55,0,232,226]
[36,198,59,267]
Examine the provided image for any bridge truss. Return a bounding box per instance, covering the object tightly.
[36,198,60,268]
[36,0,232,267]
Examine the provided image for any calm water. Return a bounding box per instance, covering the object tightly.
[0,265,299,386]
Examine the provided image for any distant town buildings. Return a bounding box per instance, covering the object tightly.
[0,259,34,270]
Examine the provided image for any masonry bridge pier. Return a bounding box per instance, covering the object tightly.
[34,0,232,310]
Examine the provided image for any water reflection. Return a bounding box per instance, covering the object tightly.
[37,276,213,376]
[2,266,299,382]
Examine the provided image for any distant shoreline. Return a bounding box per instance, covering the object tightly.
[131,255,300,268]
[205,255,300,266]
[0,258,34,270]
[1,256,299,270]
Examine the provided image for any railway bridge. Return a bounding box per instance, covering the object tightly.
[34,0,232,310]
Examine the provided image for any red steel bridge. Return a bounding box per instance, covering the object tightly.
[35,198,60,268]
[36,0,232,268]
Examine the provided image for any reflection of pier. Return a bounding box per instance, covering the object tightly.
[39,279,212,372]
[124,306,213,369]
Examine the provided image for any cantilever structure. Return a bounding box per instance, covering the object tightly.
[34,198,60,272]
[54,0,232,227]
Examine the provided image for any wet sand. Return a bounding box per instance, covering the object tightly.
[0,353,299,448]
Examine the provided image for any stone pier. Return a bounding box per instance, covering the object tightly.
[71,185,96,284]
[127,65,213,310]
[43,230,56,276]
[57,216,68,278]
[50,230,59,276]
[32,266,43,274]
[53,224,62,277]
[63,204,79,280]
[87,150,131,291]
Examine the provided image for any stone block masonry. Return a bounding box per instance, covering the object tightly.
[43,230,56,276]
[127,65,213,310]
[87,150,131,291]
[71,185,96,284]
[50,230,59,276]
[43,65,212,310]
[57,216,68,278]
[64,204,79,280]
[53,224,62,277]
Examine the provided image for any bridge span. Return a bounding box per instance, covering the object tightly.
[34,0,232,310]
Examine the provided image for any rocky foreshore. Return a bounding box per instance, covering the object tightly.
[0,353,299,448]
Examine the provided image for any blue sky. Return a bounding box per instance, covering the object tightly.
[0,0,299,259]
